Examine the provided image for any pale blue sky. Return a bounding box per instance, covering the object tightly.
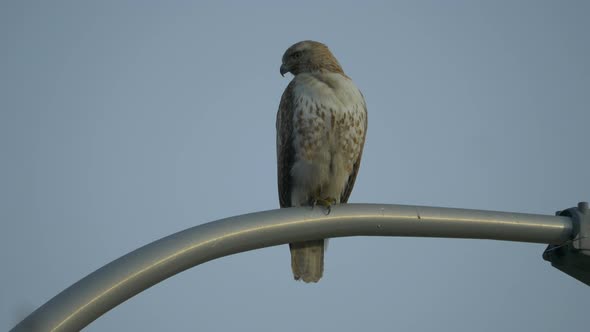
[1,1,589,331]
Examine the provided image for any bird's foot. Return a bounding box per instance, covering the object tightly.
[312,197,337,215]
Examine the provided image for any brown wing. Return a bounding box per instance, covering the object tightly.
[340,102,368,203]
[277,81,296,208]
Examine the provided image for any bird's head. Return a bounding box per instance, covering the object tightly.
[280,40,344,77]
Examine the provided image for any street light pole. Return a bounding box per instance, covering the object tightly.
[10,203,588,332]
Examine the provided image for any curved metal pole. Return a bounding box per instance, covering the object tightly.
[11,203,573,331]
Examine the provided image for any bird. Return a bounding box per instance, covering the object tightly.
[276,40,367,283]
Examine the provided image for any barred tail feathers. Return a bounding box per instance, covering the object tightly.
[289,239,325,283]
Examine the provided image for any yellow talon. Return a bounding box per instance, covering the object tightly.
[313,197,337,214]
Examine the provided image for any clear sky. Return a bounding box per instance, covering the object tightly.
[1,1,589,331]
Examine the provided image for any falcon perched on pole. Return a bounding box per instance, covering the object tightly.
[276,40,368,283]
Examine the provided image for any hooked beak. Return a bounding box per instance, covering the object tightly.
[280,64,289,77]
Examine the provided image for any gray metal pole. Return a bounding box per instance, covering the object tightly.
[11,203,573,332]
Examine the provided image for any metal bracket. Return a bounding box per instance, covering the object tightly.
[543,202,590,286]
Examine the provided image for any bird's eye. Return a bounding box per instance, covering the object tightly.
[291,51,302,59]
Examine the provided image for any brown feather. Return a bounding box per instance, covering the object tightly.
[276,80,295,208]
[340,101,368,203]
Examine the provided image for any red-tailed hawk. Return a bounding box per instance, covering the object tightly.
[276,40,367,283]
